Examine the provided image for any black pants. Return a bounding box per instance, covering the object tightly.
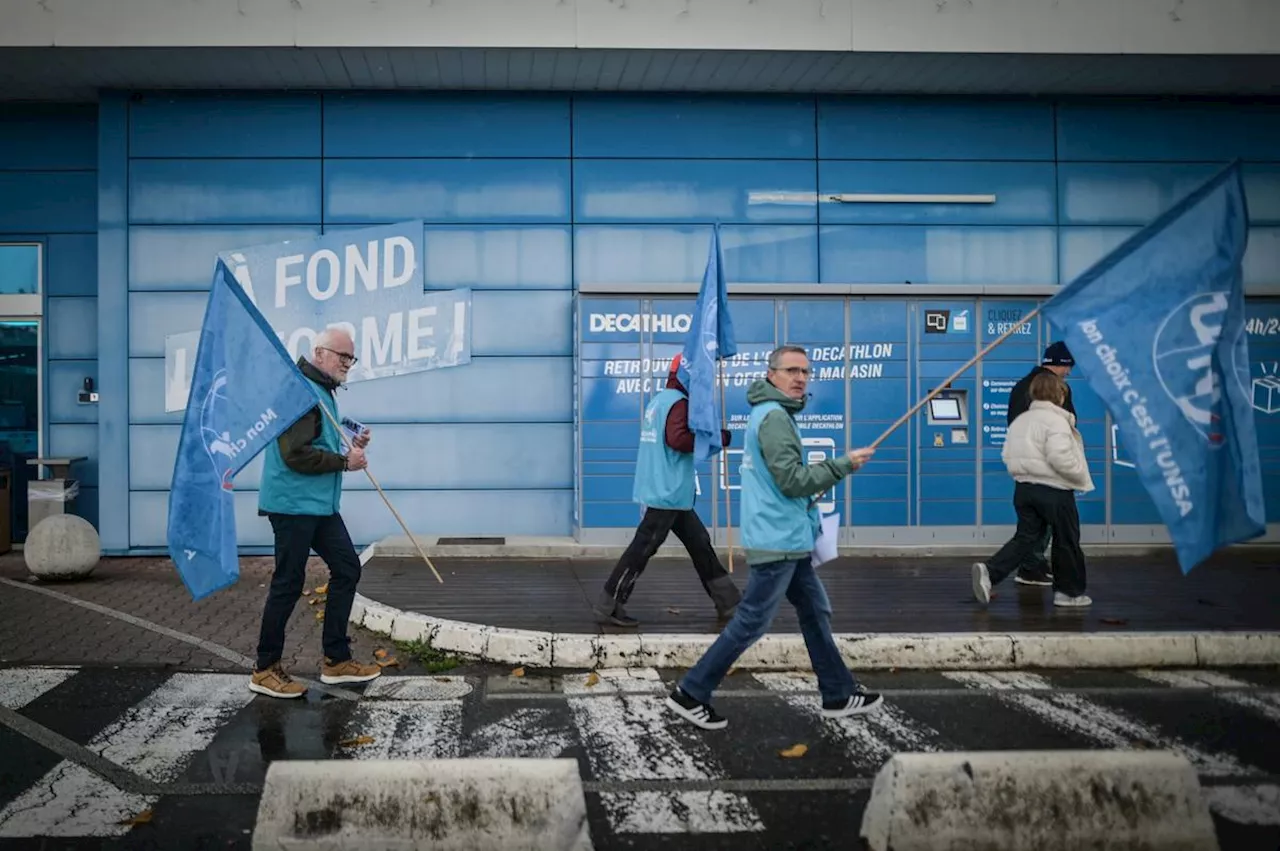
[987,482,1087,596]
[602,507,738,611]
[255,512,361,670]
[1017,526,1053,574]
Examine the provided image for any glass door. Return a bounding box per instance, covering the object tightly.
[0,320,39,541]
[0,243,43,545]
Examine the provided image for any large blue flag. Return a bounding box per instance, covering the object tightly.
[167,259,321,600]
[683,225,738,463]
[1041,162,1264,572]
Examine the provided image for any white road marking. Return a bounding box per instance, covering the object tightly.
[0,667,77,710]
[754,673,947,766]
[465,707,575,759]
[563,673,762,834]
[943,671,1250,777]
[338,699,464,760]
[363,675,472,700]
[1132,669,1280,725]
[1204,785,1280,826]
[561,668,666,695]
[0,673,251,837]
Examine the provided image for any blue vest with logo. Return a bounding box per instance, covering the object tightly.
[258,377,344,516]
[632,388,696,510]
[741,400,820,553]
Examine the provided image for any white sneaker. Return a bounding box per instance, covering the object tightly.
[971,562,992,604]
[1053,592,1092,607]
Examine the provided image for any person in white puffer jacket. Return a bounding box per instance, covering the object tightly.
[972,371,1095,607]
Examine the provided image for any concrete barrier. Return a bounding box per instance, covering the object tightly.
[252,759,593,850]
[860,750,1219,851]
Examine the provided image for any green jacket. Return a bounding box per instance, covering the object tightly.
[743,379,855,564]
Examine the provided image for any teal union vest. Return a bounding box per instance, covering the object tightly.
[740,400,820,553]
[632,388,696,511]
[258,377,344,516]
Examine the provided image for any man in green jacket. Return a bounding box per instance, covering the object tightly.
[250,329,382,699]
[667,345,883,730]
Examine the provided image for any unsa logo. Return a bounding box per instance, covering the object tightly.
[1153,292,1249,446]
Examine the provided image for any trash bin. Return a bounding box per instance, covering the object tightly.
[0,466,11,555]
[28,479,78,532]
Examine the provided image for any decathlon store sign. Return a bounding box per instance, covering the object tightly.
[588,312,692,334]
[164,221,471,412]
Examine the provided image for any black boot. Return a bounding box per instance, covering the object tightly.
[592,591,639,627]
[707,575,742,620]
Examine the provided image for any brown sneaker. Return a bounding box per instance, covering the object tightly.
[321,658,382,685]
[249,664,307,699]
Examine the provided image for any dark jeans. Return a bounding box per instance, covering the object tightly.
[255,512,361,670]
[602,507,738,611]
[988,482,1086,596]
[680,556,856,705]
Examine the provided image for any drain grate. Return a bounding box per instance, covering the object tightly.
[435,536,506,546]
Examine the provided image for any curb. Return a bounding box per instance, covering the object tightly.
[369,538,1199,561]
[349,594,1280,671]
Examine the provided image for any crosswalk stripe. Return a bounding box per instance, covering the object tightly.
[753,672,947,767]
[1204,784,1280,826]
[1132,669,1280,725]
[563,670,764,834]
[0,673,251,837]
[338,675,468,760]
[0,667,77,711]
[942,671,1251,776]
[465,706,576,759]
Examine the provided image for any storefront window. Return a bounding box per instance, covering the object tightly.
[0,244,39,295]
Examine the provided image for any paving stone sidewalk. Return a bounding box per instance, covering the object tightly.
[0,553,383,674]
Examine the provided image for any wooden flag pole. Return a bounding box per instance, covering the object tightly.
[870,307,1042,450]
[720,359,733,572]
[317,403,444,584]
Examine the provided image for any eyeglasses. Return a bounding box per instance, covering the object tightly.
[320,347,358,367]
[772,366,810,377]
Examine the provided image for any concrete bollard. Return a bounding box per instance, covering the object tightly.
[860,750,1219,851]
[252,759,593,850]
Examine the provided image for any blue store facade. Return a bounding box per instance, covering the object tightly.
[1,92,1278,554]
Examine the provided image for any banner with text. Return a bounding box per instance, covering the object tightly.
[165,222,471,411]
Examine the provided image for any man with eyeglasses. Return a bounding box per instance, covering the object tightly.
[667,345,883,730]
[250,328,382,699]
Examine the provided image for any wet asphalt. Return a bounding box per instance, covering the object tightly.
[1,663,1279,850]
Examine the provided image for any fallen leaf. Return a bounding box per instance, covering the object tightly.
[119,810,153,826]
[1100,617,1128,626]
[376,657,399,669]
[301,589,311,597]
[314,583,329,595]
[778,744,808,759]
[666,607,681,615]
[338,735,375,748]
[374,648,389,659]
[308,597,323,606]
[511,667,526,678]
[584,672,600,688]
[314,611,324,622]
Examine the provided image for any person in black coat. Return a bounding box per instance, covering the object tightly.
[1004,341,1075,585]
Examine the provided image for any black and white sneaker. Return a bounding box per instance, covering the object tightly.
[821,689,884,719]
[666,687,728,730]
[1015,569,1053,587]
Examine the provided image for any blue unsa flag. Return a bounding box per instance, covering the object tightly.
[167,259,320,600]
[683,224,738,463]
[1041,161,1264,572]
